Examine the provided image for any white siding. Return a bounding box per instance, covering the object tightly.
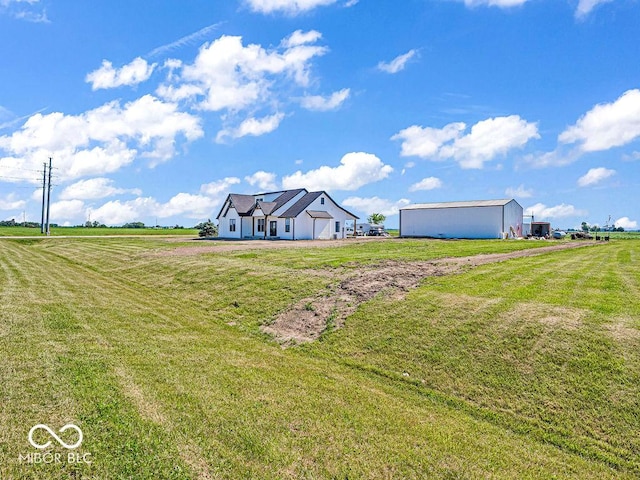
[218,206,242,238]
[503,199,524,238]
[240,217,252,238]
[293,214,314,240]
[293,195,352,240]
[400,205,505,239]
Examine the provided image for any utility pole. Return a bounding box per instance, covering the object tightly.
[40,161,47,234]
[45,157,52,235]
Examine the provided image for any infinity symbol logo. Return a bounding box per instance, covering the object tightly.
[28,424,83,450]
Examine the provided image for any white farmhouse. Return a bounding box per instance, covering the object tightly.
[217,188,359,240]
[399,199,523,239]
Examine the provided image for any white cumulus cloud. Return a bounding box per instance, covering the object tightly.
[59,178,141,200]
[50,200,86,222]
[200,177,242,197]
[300,88,350,111]
[244,0,338,15]
[90,190,223,226]
[216,113,285,143]
[392,115,539,169]
[505,184,533,198]
[526,202,587,220]
[245,171,278,191]
[342,196,411,217]
[615,217,638,230]
[282,152,393,191]
[0,193,26,210]
[577,167,616,187]
[0,94,203,182]
[157,30,328,140]
[575,0,613,18]
[377,49,417,74]
[158,32,327,111]
[409,177,442,192]
[0,0,48,23]
[282,29,323,47]
[86,57,156,90]
[559,89,640,152]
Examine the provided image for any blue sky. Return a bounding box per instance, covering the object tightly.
[0,0,639,229]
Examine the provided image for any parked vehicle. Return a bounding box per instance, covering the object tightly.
[368,225,387,236]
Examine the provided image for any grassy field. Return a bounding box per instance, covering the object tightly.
[1,237,638,479]
[0,226,198,236]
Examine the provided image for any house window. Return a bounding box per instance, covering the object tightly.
[335,221,340,233]
[229,219,236,232]
[320,197,325,205]
[285,218,291,233]
[257,218,265,232]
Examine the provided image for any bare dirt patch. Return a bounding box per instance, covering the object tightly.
[263,242,591,346]
[604,317,640,342]
[499,302,586,332]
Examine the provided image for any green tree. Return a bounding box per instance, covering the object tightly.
[197,219,218,238]
[367,213,386,225]
[581,221,589,232]
[122,221,146,229]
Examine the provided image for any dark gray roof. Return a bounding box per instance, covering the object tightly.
[307,210,333,219]
[217,188,359,220]
[280,191,323,218]
[256,201,278,215]
[229,194,256,214]
[271,188,306,211]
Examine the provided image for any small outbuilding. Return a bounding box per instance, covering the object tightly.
[526,221,551,237]
[399,199,523,239]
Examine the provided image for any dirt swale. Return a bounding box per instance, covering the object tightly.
[262,242,591,346]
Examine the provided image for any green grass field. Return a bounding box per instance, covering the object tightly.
[0,226,199,237]
[1,237,638,479]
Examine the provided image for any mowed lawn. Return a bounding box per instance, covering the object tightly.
[0,237,638,479]
[0,226,199,237]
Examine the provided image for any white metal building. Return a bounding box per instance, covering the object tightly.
[399,199,523,239]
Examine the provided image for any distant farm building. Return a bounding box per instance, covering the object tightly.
[217,188,358,240]
[399,199,523,239]
[524,221,551,237]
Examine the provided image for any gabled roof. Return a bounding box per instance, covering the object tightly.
[217,188,308,219]
[280,191,359,219]
[401,199,519,210]
[256,201,278,215]
[271,188,306,212]
[217,188,358,220]
[228,194,256,214]
[307,210,333,219]
[280,191,323,218]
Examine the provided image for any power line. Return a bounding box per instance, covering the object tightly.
[0,174,41,182]
[0,166,44,174]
